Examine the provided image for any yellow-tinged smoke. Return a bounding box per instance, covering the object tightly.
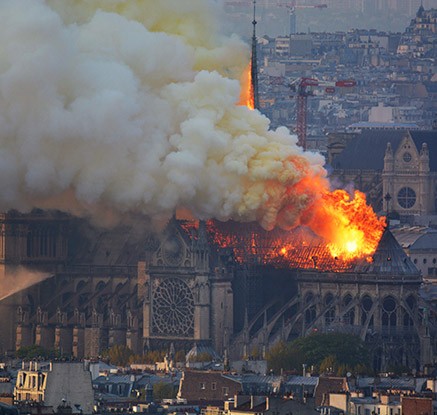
[0,0,327,230]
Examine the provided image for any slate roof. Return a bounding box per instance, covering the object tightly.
[390,226,430,248]
[186,344,221,362]
[353,228,420,276]
[331,130,437,171]
[409,232,437,251]
[285,375,319,387]
[353,376,427,392]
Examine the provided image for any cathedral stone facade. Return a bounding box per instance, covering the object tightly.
[139,219,233,354]
[229,230,433,371]
[329,129,437,217]
[383,132,435,217]
[0,209,435,371]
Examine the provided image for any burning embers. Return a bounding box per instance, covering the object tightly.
[207,189,386,272]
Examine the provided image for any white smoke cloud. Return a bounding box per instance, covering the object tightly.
[0,0,327,230]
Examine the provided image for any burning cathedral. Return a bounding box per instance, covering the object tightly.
[0,1,434,373]
[0,209,433,372]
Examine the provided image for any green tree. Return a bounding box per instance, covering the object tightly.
[267,333,372,376]
[319,355,338,374]
[265,341,305,374]
[153,382,176,401]
[102,345,134,367]
[293,332,370,372]
[175,350,186,362]
[16,345,58,360]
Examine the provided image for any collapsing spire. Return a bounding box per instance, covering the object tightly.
[251,0,259,110]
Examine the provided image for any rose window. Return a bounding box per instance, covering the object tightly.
[152,278,194,337]
[397,187,416,209]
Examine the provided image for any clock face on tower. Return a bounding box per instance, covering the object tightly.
[162,236,184,266]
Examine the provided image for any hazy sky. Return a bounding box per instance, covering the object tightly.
[223,0,437,37]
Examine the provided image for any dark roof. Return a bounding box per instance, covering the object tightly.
[410,232,437,251]
[331,130,437,171]
[353,228,420,276]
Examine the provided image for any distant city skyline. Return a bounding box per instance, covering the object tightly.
[222,0,437,37]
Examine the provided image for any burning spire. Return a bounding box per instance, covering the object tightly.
[238,0,258,110]
[251,0,260,110]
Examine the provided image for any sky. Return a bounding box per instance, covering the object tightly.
[222,0,437,37]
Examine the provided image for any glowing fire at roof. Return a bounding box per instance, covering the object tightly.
[205,189,385,271]
[308,189,386,262]
[233,60,386,269]
[239,62,255,110]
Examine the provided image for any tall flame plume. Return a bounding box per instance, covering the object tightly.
[309,189,386,262]
[239,62,255,110]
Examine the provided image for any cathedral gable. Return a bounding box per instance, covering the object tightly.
[394,134,419,172]
[151,223,193,268]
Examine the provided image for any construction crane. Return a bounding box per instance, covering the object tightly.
[277,2,327,34]
[289,77,356,150]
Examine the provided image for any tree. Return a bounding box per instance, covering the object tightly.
[102,345,133,367]
[267,333,372,375]
[16,345,58,360]
[265,341,305,374]
[153,382,176,401]
[175,350,186,363]
[319,355,338,374]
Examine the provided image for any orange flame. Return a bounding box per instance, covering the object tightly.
[206,189,385,269]
[239,62,254,110]
[309,189,386,262]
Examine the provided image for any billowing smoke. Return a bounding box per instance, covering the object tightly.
[0,0,327,230]
[0,266,52,301]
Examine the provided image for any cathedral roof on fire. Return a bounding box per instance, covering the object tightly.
[352,228,420,277]
[331,129,437,171]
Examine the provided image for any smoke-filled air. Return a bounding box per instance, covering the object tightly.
[0,0,384,258]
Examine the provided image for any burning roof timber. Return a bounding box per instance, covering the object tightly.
[205,220,420,277]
